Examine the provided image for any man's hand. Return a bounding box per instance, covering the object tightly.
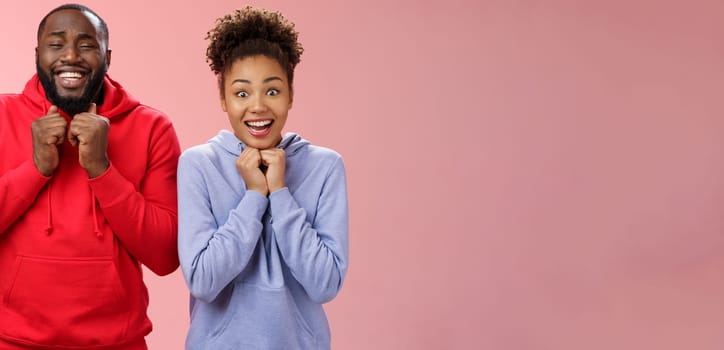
[68,103,110,178]
[260,148,286,193]
[236,147,269,196]
[31,105,67,177]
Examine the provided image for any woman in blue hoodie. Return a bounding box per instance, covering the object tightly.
[177,6,349,349]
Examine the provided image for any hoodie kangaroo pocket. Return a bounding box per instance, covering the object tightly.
[0,255,130,346]
[203,282,316,349]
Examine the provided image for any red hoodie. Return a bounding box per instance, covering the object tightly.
[0,75,180,349]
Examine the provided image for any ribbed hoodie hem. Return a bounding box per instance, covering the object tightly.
[0,336,147,350]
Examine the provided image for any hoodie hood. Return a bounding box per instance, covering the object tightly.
[210,130,310,157]
[22,74,140,119]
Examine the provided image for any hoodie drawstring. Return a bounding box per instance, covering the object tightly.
[45,182,102,238]
[45,180,53,235]
[91,189,102,238]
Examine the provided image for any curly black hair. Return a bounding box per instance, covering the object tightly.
[206,6,304,91]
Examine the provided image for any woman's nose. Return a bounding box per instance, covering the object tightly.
[249,95,267,113]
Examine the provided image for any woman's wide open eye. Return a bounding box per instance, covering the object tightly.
[266,89,279,96]
[235,90,249,98]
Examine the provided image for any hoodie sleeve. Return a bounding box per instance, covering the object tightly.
[87,123,181,276]
[0,160,50,234]
[177,150,269,303]
[269,156,349,304]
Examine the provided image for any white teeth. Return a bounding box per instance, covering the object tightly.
[58,72,83,79]
[247,120,272,127]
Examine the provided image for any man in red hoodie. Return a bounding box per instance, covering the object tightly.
[0,4,180,349]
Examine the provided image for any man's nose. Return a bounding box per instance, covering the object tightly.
[60,46,81,63]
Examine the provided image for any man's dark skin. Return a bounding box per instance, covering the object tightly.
[31,9,111,178]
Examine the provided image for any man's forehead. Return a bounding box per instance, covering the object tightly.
[43,9,101,35]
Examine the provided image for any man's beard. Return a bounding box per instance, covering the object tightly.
[36,62,107,116]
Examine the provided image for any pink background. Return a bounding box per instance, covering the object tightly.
[2,0,724,349]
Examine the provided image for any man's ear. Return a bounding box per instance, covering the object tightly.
[106,49,112,68]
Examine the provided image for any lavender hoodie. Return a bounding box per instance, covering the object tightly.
[178,130,349,349]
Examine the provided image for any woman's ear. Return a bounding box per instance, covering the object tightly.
[219,76,227,112]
